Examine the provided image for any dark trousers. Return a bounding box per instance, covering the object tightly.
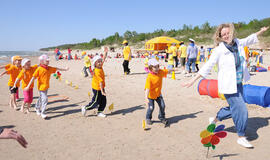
[195,64,199,72]
[165,53,169,62]
[173,56,179,67]
[122,60,130,74]
[85,89,107,112]
[146,96,166,120]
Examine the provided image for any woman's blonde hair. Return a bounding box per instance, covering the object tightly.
[214,23,236,46]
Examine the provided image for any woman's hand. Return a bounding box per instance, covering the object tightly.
[256,26,269,36]
[0,128,28,148]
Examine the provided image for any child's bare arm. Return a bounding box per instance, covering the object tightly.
[102,47,108,64]
[145,89,149,105]
[24,77,35,91]
[56,67,69,71]
[99,82,106,96]
[0,71,7,78]
[0,65,7,69]
[12,78,20,89]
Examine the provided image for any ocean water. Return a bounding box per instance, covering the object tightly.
[0,51,48,63]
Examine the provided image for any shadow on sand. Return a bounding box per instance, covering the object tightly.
[225,116,270,141]
[167,111,203,126]
[212,153,239,160]
[107,105,145,116]
[45,101,86,120]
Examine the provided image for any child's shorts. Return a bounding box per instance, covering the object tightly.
[23,88,33,103]
[9,86,18,94]
[167,65,173,70]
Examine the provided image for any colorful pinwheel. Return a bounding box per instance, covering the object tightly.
[200,124,227,156]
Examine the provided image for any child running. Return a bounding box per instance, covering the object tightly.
[144,58,174,126]
[0,56,22,109]
[81,47,108,118]
[25,54,69,119]
[12,58,38,113]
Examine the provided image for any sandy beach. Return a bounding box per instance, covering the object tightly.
[1,50,270,160]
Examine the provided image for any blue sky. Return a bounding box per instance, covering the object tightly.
[0,0,269,51]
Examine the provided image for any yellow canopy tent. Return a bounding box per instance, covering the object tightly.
[145,36,180,51]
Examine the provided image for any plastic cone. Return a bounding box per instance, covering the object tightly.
[172,71,176,80]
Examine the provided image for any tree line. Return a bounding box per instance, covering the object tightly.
[40,18,270,51]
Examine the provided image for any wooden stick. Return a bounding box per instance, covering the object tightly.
[206,147,209,158]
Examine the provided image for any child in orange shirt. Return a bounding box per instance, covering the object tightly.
[0,56,22,109]
[81,47,108,118]
[12,58,38,113]
[0,56,20,100]
[144,58,174,126]
[25,54,69,119]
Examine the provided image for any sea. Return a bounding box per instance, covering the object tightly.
[0,51,50,64]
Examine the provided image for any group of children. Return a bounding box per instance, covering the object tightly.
[0,55,68,119]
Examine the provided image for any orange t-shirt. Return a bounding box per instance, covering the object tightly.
[92,68,105,91]
[6,65,22,87]
[33,66,57,91]
[5,64,11,70]
[145,69,168,99]
[17,65,38,89]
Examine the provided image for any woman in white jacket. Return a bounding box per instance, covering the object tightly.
[182,23,269,148]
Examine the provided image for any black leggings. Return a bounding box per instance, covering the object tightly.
[122,60,130,74]
[85,89,107,112]
[173,56,179,67]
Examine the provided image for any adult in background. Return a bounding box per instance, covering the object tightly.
[54,48,60,60]
[67,48,72,60]
[168,43,178,67]
[182,24,269,148]
[186,38,198,73]
[199,46,205,62]
[178,41,187,74]
[122,40,132,75]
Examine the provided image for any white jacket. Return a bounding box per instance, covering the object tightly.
[198,33,258,94]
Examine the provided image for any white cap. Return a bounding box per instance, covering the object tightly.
[148,58,159,66]
[92,55,102,68]
[189,38,195,42]
[39,54,50,62]
[21,58,30,67]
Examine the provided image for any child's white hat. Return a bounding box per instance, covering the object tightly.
[92,55,102,68]
[148,58,159,66]
[189,38,195,42]
[21,58,30,67]
[39,54,50,62]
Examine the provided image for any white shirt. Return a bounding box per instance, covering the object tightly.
[199,48,205,56]
[187,45,198,59]
[198,33,258,94]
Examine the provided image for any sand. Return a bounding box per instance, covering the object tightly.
[0,50,270,160]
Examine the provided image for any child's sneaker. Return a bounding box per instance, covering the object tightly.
[209,117,216,124]
[97,112,106,118]
[41,113,47,119]
[237,137,253,148]
[146,119,152,125]
[35,108,41,116]
[81,106,86,116]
